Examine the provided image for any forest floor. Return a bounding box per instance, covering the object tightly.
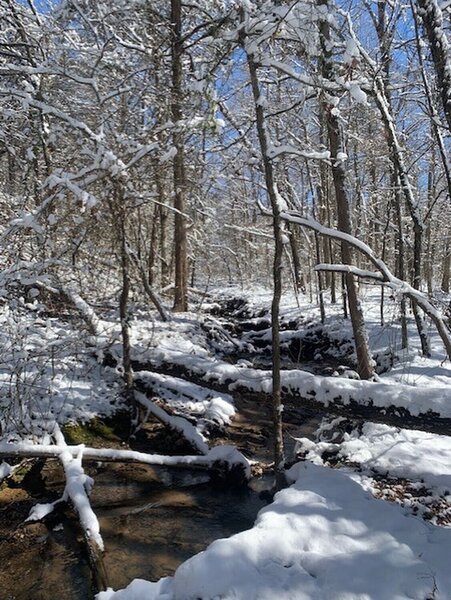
[1,284,451,599]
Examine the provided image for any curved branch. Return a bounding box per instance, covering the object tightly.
[262,205,451,359]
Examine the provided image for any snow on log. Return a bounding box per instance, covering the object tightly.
[53,425,108,591]
[135,371,235,426]
[52,425,104,550]
[36,281,103,337]
[134,390,209,454]
[0,461,12,482]
[60,286,103,337]
[0,441,251,479]
[136,348,451,434]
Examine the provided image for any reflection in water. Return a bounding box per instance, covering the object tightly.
[0,462,268,599]
[94,463,268,590]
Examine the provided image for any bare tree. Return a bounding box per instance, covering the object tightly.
[244,40,285,479]
[416,0,451,132]
[318,0,374,379]
[171,0,188,312]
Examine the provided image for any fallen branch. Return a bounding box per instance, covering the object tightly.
[36,281,103,337]
[127,245,172,322]
[134,390,209,454]
[135,370,235,426]
[53,425,108,592]
[60,286,104,337]
[0,440,251,478]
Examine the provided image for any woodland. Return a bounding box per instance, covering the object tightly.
[0,0,451,599]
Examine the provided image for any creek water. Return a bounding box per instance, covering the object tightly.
[0,401,323,600]
[0,460,270,600]
[0,357,325,600]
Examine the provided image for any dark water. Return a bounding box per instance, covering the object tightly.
[93,463,268,590]
[0,461,268,600]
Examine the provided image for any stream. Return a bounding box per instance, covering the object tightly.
[0,390,325,600]
[0,461,267,600]
[0,301,336,599]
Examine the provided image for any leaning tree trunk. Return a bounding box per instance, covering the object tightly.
[318,1,374,379]
[372,78,431,357]
[416,0,451,132]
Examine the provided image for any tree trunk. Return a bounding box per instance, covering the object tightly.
[246,50,285,478]
[287,223,303,291]
[416,0,451,131]
[171,0,188,312]
[318,2,374,379]
[371,75,431,356]
[119,209,133,394]
[393,179,409,349]
[442,241,450,293]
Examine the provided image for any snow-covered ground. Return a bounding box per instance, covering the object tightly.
[124,286,450,419]
[98,462,451,600]
[0,302,124,442]
[91,284,451,600]
[2,284,451,599]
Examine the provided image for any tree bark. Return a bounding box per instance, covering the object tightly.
[318,2,374,379]
[416,0,451,132]
[371,72,431,356]
[171,0,188,312]
[442,241,450,293]
[246,50,285,477]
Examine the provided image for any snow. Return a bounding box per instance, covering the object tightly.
[135,371,235,426]
[97,462,451,600]
[26,499,61,522]
[0,461,11,481]
[132,339,450,419]
[0,305,123,441]
[300,421,451,498]
[53,425,103,550]
[0,440,250,476]
[134,391,210,455]
[349,82,368,104]
[61,446,103,548]
[1,280,450,599]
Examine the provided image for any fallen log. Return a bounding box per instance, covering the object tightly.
[52,425,108,592]
[36,281,103,337]
[130,355,451,437]
[134,391,209,455]
[134,370,235,427]
[0,441,251,478]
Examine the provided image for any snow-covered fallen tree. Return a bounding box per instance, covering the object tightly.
[0,440,250,478]
[134,390,210,455]
[24,425,108,591]
[135,371,235,427]
[135,346,451,432]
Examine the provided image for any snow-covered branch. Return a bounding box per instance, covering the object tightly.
[264,205,451,359]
